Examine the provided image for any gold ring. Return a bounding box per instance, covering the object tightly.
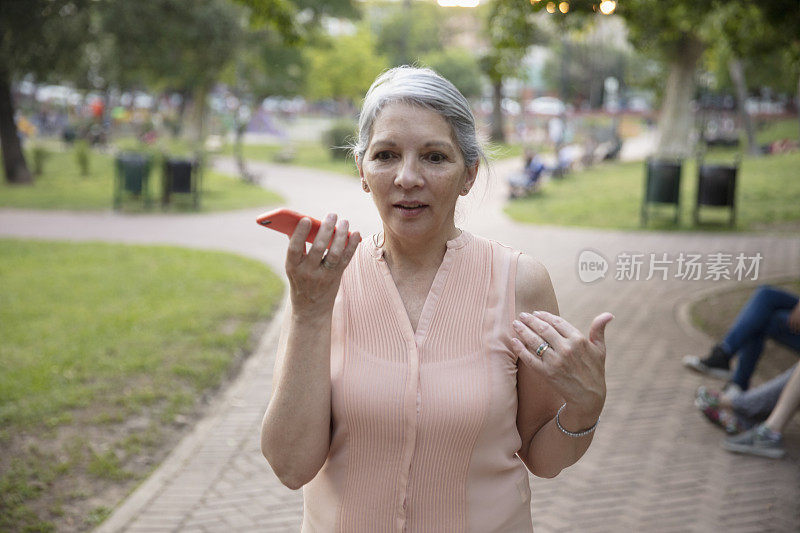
[535,342,550,357]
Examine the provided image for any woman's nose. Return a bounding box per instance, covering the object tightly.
[394,156,424,189]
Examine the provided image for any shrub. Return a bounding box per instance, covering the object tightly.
[74,141,90,177]
[323,121,356,160]
[31,145,50,176]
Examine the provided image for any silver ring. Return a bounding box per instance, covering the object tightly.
[535,342,550,357]
[321,259,337,270]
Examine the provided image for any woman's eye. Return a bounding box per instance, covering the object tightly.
[427,152,446,163]
[375,151,394,161]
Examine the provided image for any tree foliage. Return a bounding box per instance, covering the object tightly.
[481,0,547,83]
[529,0,800,152]
[304,28,388,104]
[0,0,94,183]
[0,0,93,80]
[703,1,800,94]
[541,18,631,108]
[234,0,359,43]
[421,48,483,100]
[368,3,484,99]
[372,2,442,67]
[99,0,242,93]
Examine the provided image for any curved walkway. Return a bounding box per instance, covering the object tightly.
[2,157,799,532]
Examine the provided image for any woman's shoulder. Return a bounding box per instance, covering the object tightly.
[515,253,558,315]
[469,234,557,312]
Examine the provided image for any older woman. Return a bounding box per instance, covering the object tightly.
[261,66,613,532]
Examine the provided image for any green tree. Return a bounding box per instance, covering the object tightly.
[0,0,93,184]
[601,0,714,157]
[420,48,484,100]
[304,28,388,105]
[372,1,442,67]
[756,0,800,141]
[219,27,307,181]
[711,1,800,152]
[100,0,243,144]
[529,0,800,156]
[481,0,548,142]
[540,16,631,109]
[227,0,358,180]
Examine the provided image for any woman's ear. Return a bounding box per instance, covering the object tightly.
[356,154,364,179]
[463,162,479,193]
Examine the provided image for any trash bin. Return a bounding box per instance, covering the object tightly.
[641,158,682,226]
[114,152,152,209]
[694,162,737,227]
[62,125,77,145]
[162,157,200,209]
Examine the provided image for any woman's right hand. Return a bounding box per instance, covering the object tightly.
[285,213,361,317]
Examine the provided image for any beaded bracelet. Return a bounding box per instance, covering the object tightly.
[555,403,599,438]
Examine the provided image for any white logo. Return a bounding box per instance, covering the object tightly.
[578,249,609,283]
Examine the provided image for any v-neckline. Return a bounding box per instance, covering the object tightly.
[370,231,470,344]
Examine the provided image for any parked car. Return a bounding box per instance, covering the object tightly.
[526,96,566,116]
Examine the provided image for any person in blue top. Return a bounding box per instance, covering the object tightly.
[508,149,545,198]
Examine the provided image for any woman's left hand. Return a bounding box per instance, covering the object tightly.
[511,310,613,428]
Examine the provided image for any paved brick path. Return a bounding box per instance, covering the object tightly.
[2,157,799,532]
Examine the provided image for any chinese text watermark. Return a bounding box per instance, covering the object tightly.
[577,249,763,283]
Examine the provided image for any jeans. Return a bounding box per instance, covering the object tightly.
[720,285,800,390]
[731,363,796,426]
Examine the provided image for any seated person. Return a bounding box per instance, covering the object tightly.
[508,149,545,197]
[695,363,796,435]
[723,361,800,459]
[683,285,800,396]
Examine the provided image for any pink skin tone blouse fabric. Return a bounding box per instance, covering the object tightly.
[301,231,533,532]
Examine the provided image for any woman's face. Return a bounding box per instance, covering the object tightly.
[358,102,477,244]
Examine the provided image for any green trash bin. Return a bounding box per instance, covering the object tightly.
[641,158,682,226]
[114,152,152,209]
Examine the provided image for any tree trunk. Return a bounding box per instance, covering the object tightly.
[0,66,32,184]
[234,121,255,183]
[490,79,505,143]
[183,86,209,150]
[193,86,208,147]
[655,35,704,158]
[174,88,191,138]
[728,57,759,156]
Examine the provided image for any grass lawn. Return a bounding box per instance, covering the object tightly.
[505,119,800,232]
[221,141,359,177]
[0,239,283,531]
[0,146,284,212]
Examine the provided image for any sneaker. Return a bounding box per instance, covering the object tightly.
[694,385,721,410]
[700,405,743,434]
[721,381,743,401]
[723,423,785,459]
[682,345,732,380]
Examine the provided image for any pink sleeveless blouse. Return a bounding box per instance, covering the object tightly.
[301,230,533,532]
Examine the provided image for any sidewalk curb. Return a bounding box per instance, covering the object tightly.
[95,295,286,533]
[673,272,799,347]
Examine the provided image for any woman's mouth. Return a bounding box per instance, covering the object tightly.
[393,203,428,217]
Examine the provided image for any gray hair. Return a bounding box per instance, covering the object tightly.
[352,66,487,170]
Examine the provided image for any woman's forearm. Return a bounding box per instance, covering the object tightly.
[261,310,333,490]
[523,404,597,478]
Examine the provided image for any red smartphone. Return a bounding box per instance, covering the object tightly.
[256,208,351,246]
